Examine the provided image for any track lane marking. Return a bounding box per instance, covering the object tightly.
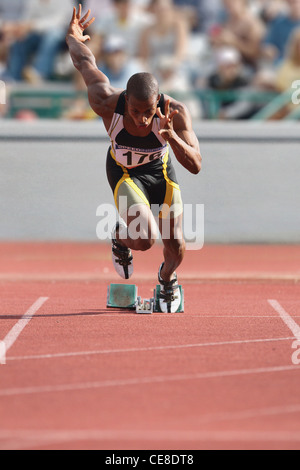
[7,336,294,362]
[268,300,300,340]
[1,297,49,354]
[0,364,298,397]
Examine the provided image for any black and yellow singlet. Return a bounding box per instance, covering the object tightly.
[106,91,183,219]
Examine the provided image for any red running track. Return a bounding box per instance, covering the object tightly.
[0,242,300,450]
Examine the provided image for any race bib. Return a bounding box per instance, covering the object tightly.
[113,144,168,168]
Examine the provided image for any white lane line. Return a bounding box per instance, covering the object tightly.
[7,336,294,362]
[2,297,49,353]
[75,316,300,320]
[268,300,300,340]
[0,364,298,397]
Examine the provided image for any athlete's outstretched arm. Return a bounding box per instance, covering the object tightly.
[157,99,202,175]
[66,5,114,117]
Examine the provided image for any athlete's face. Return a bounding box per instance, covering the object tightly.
[126,94,160,129]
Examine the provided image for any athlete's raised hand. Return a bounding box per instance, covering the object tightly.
[156,99,179,142]
[67,4,95,42]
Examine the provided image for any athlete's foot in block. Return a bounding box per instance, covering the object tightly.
[158,263,181,313]
[111,221,134,279]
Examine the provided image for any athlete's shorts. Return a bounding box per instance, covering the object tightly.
[106,147,183,219]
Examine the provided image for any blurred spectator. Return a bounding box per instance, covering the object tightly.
[203,46,253,119]
[138,0,188,75]
[98,35,142,88]
[92,0,153,62]
[171,0,203,32]
[156,55,191,91]
[7,0,73,82]
[210,0,266,70]
[259,26,300,119]
[155,55,203,119]
[173,0,223,33]
[250,0,287,25]
[199,0,224,33]
[0,0,25,79]
[84,0,113,18]
[207,47,249,89]
[262,0,300,65]
[0,77,7,116]
[275,27,300,90]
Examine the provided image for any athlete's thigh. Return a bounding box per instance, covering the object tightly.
[124,203,159,242]
[117,180,158,242]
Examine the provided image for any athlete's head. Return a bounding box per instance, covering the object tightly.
[125,73,161,129]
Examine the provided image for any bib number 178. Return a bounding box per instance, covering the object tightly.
[123,150,163,166]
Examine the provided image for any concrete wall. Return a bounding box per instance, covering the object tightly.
[0,120,299,243]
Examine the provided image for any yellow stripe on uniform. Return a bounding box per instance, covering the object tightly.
[110,148,150,211]
[162,148,180,190]
[159,149,181,218]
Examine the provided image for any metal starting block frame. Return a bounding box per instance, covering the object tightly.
[136,297,155,314]
[107,283,184,314]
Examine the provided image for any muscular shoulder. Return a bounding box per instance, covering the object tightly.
[165,95,193,131]
[88,85,122,121]
[165,94,188,114]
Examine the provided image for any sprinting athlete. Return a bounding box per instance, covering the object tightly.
[66,5,202,313]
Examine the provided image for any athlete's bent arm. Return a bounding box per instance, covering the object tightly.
[157,99,202,175]
[65,5,115,119]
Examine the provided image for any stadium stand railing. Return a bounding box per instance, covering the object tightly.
[5,86,299,120]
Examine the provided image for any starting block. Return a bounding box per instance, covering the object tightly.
[107,283,184,314]
[107,284,138,309]
[107,283,154,314]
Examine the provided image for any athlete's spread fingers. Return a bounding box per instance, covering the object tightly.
[165,99,170,117]
[156,107,164,119]
[169,110,179,121]
[77,3,82,20]
[80,9,92,25]
[71,6,76,22]
[86,17,95,28]
[81,16,95,30]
